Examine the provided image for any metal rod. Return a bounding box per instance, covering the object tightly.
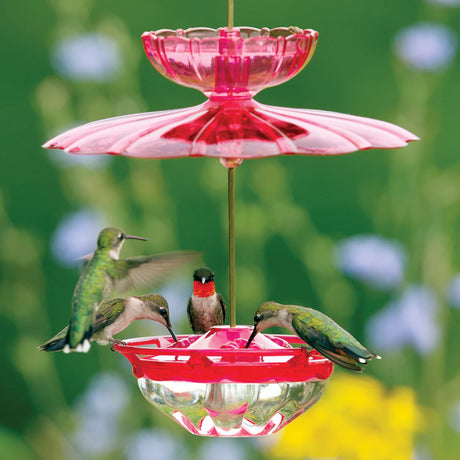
[228,167,236,326]
[228,0,234,29]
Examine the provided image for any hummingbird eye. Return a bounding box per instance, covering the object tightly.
[118,232,125,241]
[254,314,261,324]
[159,308,168,317]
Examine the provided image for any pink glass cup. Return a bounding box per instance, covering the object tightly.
[142,27,318,99]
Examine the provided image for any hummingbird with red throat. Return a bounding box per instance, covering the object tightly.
[187,267,226,334]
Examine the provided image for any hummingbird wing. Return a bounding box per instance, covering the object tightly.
[111,251,198,294]
[291,310,375,372]
[217,293,227,322]
[93,298,126,330]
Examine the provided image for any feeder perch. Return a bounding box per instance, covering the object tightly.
[114,326,333,436]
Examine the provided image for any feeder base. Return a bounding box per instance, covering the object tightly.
[138,378,327,437]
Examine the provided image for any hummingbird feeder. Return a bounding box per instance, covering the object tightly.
[43,1,418,438]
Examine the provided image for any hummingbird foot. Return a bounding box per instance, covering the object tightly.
[63,344,71,354]
[110,339,126,352]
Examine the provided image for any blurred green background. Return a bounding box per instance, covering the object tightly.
[1,0,460,458]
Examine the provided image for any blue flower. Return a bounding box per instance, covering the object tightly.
[447,274,460,309]
[47,146,111,170]
[393,23,458,71]
[448,401,460,434]
[125,430,185,460]
[51,209,106,267]
[335,235,406,290]
[199,439,249,460]
[425,0,460,6]
[51,33,121,81]
[75,372,129,419]
[73,373,129,457]
[158,280,190,325]
[366,286,441,355]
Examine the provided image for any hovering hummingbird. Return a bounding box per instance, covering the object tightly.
[38,294,177,352]
[245,301,381,372]
[63,227,195,353]
[187,267,226,334]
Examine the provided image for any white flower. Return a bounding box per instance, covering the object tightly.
[393,23,458,71]
[51,209,106,267]
[335,235,406,290]
[199,438,248,460]
[366,286,441,355]
[125,430,184,460]
[447,274,460,309]
[51,33,121,81]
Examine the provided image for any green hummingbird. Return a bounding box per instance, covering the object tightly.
[38,294,177,352]
[245,301,381,372]
[63,227,195,353]
[187,267,226,334]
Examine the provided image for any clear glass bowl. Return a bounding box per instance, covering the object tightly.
[114,326,333,437]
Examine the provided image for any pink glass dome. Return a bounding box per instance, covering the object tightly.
[43,27,418,165]
[114,326,333,436]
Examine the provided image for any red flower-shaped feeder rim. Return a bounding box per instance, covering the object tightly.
[113,326,333,383]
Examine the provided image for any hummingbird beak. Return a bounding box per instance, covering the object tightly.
[245,326,258,348]
[125,234,148,241]
[167,325,178,342]
[164,316,177,342]
[201,277,206,284]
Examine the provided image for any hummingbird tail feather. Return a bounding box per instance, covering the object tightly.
[313,344,366,372]
[37,338,67,352]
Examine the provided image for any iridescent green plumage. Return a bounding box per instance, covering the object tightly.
[64,227,195,353]
[39,294,176,352]
[246,301,380,372]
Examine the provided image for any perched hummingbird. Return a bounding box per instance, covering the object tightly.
[63,227,195,353]
[187,267,226,334]
[245,301,381,372]
[38,294,177,352]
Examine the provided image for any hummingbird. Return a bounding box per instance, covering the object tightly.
[245,301,381,372]
[63,227,196,353]
[187,267,226,334]
[38,294,177,352]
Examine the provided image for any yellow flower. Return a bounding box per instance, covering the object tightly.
[268,374,423,460]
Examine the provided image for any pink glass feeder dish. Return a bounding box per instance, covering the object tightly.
[114,326,333,437]
[43,27,418,165]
